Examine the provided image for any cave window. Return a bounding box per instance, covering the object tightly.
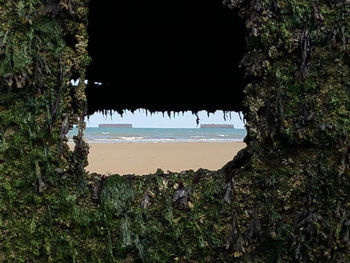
[80,1,247,174]
[68,110,246,175]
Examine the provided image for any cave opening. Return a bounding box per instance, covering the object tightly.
[74,110,247,175]
[85,0,247,115]
[82,0,248,175]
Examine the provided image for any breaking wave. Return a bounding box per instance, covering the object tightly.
[68,127,246,144]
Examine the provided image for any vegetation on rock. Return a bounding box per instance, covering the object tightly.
[0,0,349,262]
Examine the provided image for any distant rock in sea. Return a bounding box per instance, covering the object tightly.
[200,124,234,129]
[98,124,132,128]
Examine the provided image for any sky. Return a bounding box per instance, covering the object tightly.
[86,110,246,129]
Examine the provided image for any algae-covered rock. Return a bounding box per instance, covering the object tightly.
[97,170,238,262]
[0,0,349,262]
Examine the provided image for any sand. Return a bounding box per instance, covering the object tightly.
[78,142,245,175]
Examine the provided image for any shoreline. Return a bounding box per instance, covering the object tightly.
[70,141,246,175]
[69,139,244,144]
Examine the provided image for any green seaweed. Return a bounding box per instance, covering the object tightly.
[0,0,349,262]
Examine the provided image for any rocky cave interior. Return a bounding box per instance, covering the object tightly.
[84,0,247,116]
[1,1,349,261]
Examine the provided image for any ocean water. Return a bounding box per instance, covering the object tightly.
[68,127,246,143]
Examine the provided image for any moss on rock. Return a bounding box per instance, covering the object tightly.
[0,0,349,262]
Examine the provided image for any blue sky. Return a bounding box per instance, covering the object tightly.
[86,110,246,129]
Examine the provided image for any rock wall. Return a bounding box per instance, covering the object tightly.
[227,0,350,260]
[0,1,90,261]
[0,0,349,262]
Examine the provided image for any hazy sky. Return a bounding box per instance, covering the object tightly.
[86,110,246,129]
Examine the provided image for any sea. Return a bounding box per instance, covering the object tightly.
[68,127,246,143]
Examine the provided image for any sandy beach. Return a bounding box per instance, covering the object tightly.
[79,142,245,175]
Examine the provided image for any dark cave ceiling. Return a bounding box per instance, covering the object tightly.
[85,0,246,115]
